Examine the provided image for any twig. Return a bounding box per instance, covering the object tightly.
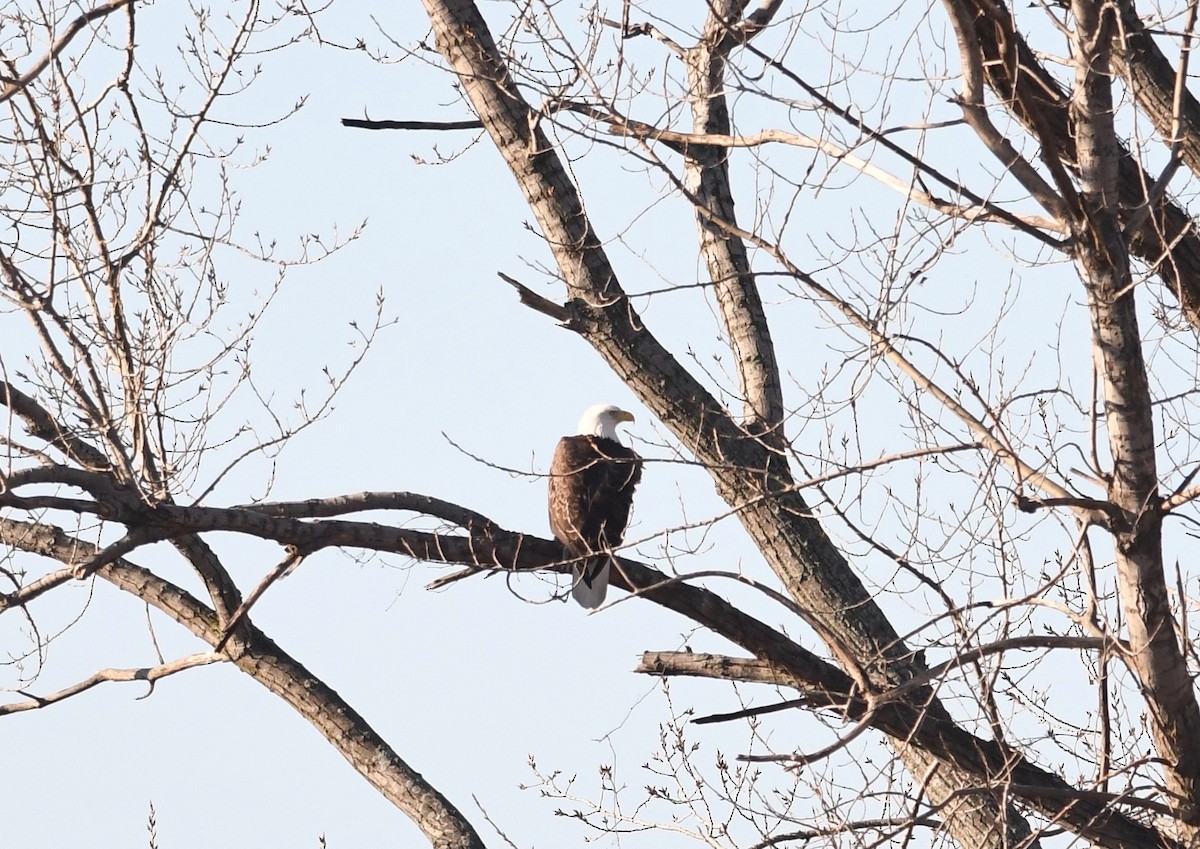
[73,528,169,579]
[693,697,811,725]
[738,707,878,770]
[550,101,1064,235]
[215,547,307,653]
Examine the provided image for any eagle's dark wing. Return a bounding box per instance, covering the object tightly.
[548,435,642,607]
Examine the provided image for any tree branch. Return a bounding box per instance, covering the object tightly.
[682,2,785,428]
[551,101,1066,235]
[0,653,225,715]
[239,491,501,531]
[0,381,111,471]
[0,0,135,106]
[340,117,483,131]
[0,516,489,849]
[497,272,571,322]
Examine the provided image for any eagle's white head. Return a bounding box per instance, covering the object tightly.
[577,403,635,441]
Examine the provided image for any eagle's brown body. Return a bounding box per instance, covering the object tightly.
[548,433,642,608]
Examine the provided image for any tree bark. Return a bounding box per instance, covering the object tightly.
[682,0,784,429]
[946,0,1200,326]
[1069,0,1200,829]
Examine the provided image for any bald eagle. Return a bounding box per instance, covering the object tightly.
[548,404,643,608]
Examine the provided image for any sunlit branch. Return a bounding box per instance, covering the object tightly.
[1159,482,1200,512]
[0,0,135,106]
[729,0,787,43]
[678,2,786,429]
[552,101,1065,235]
[638,652,800,687]
[0,652,225,716]
[682,201,1093,519]
[237,491,501,531]
[0,567,74,611]
[215,546,307,652]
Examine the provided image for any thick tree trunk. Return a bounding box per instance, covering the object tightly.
[682,1,784,429]
[1069,0,1200,831]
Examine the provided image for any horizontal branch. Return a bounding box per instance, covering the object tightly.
[693,697,810,725]
[1015,493,1123,524]
[236,491,500,531]
[638,651,800,686]
[596,15,685,54]
[0,495,1174,847]
[0,493,111,516]
[340,118,483,131]
[0,652,224,716]
[645,635,1123,713]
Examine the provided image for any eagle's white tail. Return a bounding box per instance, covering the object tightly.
[571,558,610,609]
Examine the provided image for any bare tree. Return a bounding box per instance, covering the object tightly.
[9,0,1200,847]
[0,3,479,847]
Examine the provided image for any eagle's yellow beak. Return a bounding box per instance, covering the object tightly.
[615,410,635,423]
